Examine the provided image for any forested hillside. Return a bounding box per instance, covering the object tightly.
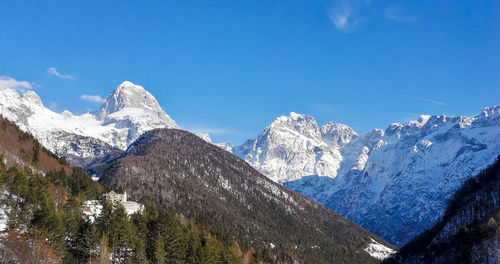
[98,128,394,264]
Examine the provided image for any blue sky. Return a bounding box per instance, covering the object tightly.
[0,0,498,144]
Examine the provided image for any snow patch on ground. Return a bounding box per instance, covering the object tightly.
[82,200,103,223]
[0,192,10,231]
[364,238,395,260]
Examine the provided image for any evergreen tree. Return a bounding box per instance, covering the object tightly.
[0,154,6,183]
[185,231,202,264]
[154,235,167,264]
[10,167,29,196]
[32,142,40,163]
[97,199,113,238]
[200,233,224,264]
[69,221,98,263]
[99,234,111,264]
[130,213,149,263]
[108,204,134,261]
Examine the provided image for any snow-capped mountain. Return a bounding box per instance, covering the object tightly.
[232,112,357,183]
[228,106,500,246]
[0,81,178,167]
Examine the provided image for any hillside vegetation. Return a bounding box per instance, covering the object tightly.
[98,128,394,264]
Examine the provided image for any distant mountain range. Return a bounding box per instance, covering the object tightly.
[1,80,498,249]
[228,108,500,246]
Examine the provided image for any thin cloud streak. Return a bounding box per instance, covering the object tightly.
[0,76,35,93]
[414,96,446,106]
[182,123,251,137]
[47,67,74,79]
[80,94,105,103]
[383,5,418,22]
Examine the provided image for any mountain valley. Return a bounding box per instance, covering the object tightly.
[0,80,498,262]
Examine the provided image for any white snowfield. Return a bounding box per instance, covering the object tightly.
[0,81,178,166]
[228,105,500,246]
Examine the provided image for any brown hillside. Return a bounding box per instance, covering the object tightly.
[0,116,72,175]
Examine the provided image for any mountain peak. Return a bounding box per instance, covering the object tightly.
[268,112,321,141]
[118,80,135,87]
[321,121,358,146]
[97,81,167,120]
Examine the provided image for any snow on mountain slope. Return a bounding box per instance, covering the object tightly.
[216,142,234,152]
[228,106,500,246]
[0,81,178,167]
[195,132,212,143]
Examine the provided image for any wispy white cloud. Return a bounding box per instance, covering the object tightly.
[329,0,361,32]
[0,76,35,93]
[328,1,417,33]
[414,96,446,106]
[80,94,105,103]
[47,67,74,79]
[383,5,418,22]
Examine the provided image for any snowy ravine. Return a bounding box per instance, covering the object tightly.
[227,106,500,246]
[0,81,178,167]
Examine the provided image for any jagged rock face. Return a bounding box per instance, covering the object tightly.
[230,106,500,246]
[0,81,178,167]
[99,128,394,264]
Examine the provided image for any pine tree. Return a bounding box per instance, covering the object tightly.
[97,199,113,238]
[130,213,149,263]
[185,231,202,264]
[10,167,29,196]
[108,204,133,261]
[99,234,111,264]
[69,221,98,263]
[0,154,6,183]
[32,142,40,163]
[200,233,224,264]
[154,235,166,264]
